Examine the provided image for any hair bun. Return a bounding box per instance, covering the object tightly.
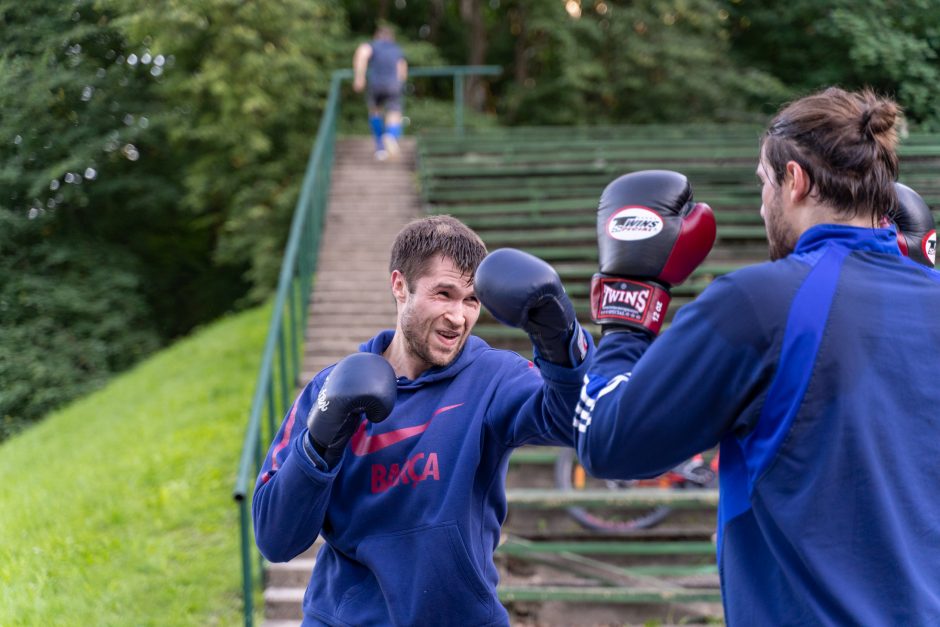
[860,99,898,139]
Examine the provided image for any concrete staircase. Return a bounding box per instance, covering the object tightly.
[262,137,420,626]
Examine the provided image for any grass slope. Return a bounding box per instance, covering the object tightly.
[0,304,269,626]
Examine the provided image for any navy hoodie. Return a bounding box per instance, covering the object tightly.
[253,329,594,626]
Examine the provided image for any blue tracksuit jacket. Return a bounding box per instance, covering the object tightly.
[253,330,594,626]
[575,225,940,625]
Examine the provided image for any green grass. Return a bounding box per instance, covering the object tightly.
[0,304,270,626]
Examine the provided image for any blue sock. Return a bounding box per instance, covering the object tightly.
[369,115,384,149]
[386,123,403,140]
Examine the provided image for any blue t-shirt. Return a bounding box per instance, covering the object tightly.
[367,39,403,91]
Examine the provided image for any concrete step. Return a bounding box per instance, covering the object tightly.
[310,285,392,294]
[267,558,316,588]
[305,317,395,332]
[311,288,394,301]
[306,302,397,315]
[302,338,379,353]
[264,587,304,621]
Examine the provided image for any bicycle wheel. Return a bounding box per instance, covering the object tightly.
[553,448,673,533]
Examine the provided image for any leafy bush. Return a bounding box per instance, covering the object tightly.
[0,211,160,438]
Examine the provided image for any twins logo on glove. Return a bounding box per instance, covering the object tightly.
[592,277,669,332]
[607,207,665,240]
[894,183,936,268]
[924,230,937,266]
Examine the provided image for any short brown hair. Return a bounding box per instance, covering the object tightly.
[389,215,487,289]
[761,87,901,221]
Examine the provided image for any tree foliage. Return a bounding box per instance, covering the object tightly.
[492,0,789,124]
[0,0,349,433]
[0,212,160,438]
[108,0,351,297]
[4,0,940,436]
[727,0,940,128]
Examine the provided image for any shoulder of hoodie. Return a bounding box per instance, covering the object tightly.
[466,334,539,375]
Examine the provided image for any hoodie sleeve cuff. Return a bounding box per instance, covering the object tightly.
[287,430,342,481]
[534,326,595,383]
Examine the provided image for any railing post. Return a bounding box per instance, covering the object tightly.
[277,324,289,414]
[267,375,277,442]
[454,73,465,136]
[238,499,254,627]
[288,279,300,386]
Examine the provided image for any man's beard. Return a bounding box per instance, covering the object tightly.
[399,299,465,370]
[765,191,799,261]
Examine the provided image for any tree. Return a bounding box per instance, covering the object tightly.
[0,0,351,434]
[0,212,160,438]
[727,0,940,128]
[0,0,183,433]
[493,0,788,124]
[110,0,352,298]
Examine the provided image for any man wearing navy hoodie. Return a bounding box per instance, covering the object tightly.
[252,211,713,625]
[253,215,593,626]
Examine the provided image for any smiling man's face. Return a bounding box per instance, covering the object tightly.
[393,255,481,372]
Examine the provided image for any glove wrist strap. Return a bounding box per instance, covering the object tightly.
[531,322,583,368]
[590,274,671,336]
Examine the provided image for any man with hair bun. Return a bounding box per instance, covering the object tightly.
[575,87,940,624]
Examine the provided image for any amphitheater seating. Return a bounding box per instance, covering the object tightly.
[417,125,940,353]
[414,125,940,618]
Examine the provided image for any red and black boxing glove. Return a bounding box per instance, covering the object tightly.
[591,170,716,336]
[892,182,936,268]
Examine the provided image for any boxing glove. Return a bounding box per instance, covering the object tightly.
[475,248,589,367]
[893,182,936,268]
[305,352,397,468]
[592,170,716,336]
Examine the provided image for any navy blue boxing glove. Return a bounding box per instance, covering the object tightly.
[305,352,397,468]
[892,182,936,268]
[474,248,588,367]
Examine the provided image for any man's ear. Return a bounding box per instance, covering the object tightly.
[390,270,408,304]
[785,160,811,203]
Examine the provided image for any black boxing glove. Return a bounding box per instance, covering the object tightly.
[305,352,397,468]
[893,182,936,268]
[592,170,716,336]
[475,248,589,367]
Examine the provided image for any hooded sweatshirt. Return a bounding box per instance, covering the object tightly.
[253,329,594,626]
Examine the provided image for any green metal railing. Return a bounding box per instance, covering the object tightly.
[406,65,501,134]
[231,65,501,627]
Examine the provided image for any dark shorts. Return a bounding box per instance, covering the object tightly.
[366,85,402,112]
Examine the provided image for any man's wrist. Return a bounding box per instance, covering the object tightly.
[302,433,330,471]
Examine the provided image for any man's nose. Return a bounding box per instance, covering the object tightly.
[442,300,465,326]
